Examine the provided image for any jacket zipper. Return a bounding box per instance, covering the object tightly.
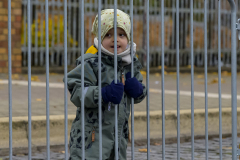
[121,68,125,85]
[118,61,125,156]
[119,60,125,85]
[121,70,125,85]
[92,127,96,142]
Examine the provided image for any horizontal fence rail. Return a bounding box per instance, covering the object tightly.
[20,0,240,68]
[6,0,239,160]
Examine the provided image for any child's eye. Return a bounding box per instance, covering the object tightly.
[105,33,111,37]
[119,34,125,37]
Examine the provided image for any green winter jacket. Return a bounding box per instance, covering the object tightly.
[66,52,146,160]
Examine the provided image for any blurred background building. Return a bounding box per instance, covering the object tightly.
[1,0,239,73]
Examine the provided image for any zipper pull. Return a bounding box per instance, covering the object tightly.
[92,129,95,142]
[122,72,125,85]
[108,102,111,111]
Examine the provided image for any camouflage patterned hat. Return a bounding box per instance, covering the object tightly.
[92,9,131,42]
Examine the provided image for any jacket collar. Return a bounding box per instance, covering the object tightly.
[83,45,142,69]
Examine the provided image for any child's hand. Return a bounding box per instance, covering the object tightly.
[102,80,124,104]
[124,72,143,98]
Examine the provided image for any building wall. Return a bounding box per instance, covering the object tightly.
[0,0,22,73]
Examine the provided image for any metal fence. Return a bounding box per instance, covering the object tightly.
[21,0,240,68]
[8,0,239,160]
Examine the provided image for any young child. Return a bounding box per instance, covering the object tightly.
[66,9,146,160]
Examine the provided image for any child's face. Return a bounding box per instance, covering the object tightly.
[102,28,128,54]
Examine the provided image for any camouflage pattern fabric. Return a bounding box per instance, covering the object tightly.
[65,52,146,160]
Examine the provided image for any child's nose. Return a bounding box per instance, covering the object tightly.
[112,35,120,42]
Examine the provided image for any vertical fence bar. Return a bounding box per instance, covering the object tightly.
[141,0,144,60]
[67,0,71,65]
[124,0,127,11]
[27,0,32,159]
[209,0,213,66]
[176,0,180,159]
[215,0,218,59]
[158,0,161,67]
[227,0,237,160]
[196,0,201,66]
[180,0,184,51]
[193,0,196,65]
[130,0,135,159]
[184,0,189,65]
[227,7,231,65]
[190,0,194,159]
[153,0,157,65]
[165,0,169,66]
[146,1,150,159]
[45,0,50,159]
[237,0,240,58]
[89,0,93,48]
[161,0,165,159]
[94,1,98,18]
[51,0,54,66]
[171,0,175,51]
[8,0,12,159]
[72,0,77,63]
[98,1,102,159]
[23,2,27,66]
[218,0,222,159]
[34,3,38,66]
[113,1,118,159]
[149,0,152,61]
[57,0,61,65]
[223,0,226,54]
[40,3,44,66]
[204,0,208,159]
[80,0,85,159]
[64,0,68,159]
[69,0,73,63]
[200,0,204,66]
[78,0,81,58]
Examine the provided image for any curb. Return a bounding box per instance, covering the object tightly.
[143,66,240,74]
[0,108,239,149]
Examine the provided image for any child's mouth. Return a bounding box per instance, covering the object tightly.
[111,46,120,49]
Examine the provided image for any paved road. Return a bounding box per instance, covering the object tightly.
[0,72,239,118]
[0,136,237,159]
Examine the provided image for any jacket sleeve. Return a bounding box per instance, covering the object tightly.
[133,70,147,104]
[64,60,100,108]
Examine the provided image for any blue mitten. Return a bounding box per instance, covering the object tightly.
[102,80,124,104]
[124,72,143,98]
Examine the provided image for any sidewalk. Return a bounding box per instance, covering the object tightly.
[0,72,240,149]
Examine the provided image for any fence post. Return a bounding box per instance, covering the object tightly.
[218,0,222,159]
[8,0,12,159]
[27,0,32,159]
[227,0,237,160]
[63,0,68,159]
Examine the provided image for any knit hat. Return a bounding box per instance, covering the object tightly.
[91,9,131,42]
